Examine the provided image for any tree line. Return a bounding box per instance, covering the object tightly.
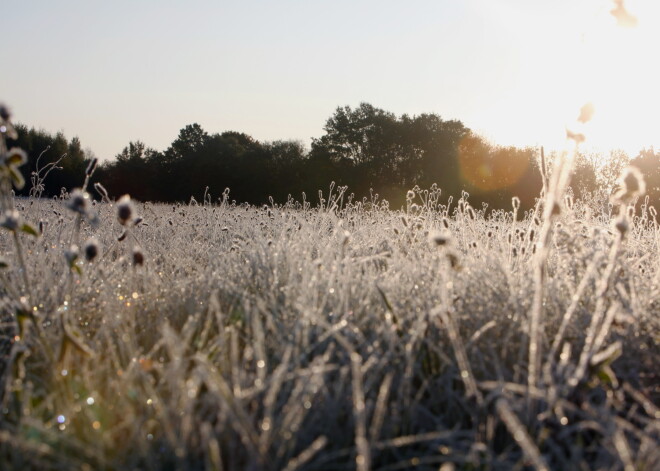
[8,103,660,211]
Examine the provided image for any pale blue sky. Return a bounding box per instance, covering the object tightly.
[4,0,658,160]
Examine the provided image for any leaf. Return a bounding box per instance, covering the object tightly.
[8,166,25,189]
[595,365,619,388]
[590,341,622,368]
[6,148,27,166]
[20,222,39,237]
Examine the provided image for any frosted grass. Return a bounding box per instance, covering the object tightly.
[0,184,658,470]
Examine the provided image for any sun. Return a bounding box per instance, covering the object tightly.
[471,0,660,164]
[565,0,660,160]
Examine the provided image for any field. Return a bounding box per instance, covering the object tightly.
[0,178,658,470]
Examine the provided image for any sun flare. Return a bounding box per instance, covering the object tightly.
[472,0,659,163]
[575,0,660,159]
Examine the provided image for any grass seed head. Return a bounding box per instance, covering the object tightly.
[429,230,452,247]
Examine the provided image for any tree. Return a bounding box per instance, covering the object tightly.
[310,104,470,204]
[166,123,209,162]
[631,147,660,207]
[7,124,90,197]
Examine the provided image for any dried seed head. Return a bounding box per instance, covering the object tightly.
[622,166,645,195]
[566,128,586,143]
[577,102,595,124]
[341,230,350,246]
[0,104,10,121]
[84,238,100,262]
[65,245,80,266]
[429,230,452,247]
[85,158,98,176]
[446,251,460,269]
[406,190,415,201]
[511,197,520,211]
[611,0,638,28]
[0,210,21,231]
[613,166,645,204]
[67,189,90,214]
[93,182,109,201]
[116,195,134,225]
[614,213,628,236]
[551,201,562,216]
[132,246,144,266]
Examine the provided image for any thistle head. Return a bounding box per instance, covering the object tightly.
[83,238,100,262]
[67,189,91,215]
[132,246,144,266]
[116,195,134,225]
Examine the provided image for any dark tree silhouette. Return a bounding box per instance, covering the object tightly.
[16,104,656,213]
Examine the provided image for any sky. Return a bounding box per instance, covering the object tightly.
[4,0,659,161]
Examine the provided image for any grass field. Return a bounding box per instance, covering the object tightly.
[0,175,658,469]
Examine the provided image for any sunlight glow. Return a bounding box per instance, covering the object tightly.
[472,0,659,160]
[576,0,660,159]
